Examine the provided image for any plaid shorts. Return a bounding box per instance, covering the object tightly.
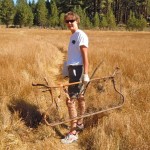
[68,65,84,98]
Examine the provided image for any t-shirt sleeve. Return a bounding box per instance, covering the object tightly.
[79,33,88,48]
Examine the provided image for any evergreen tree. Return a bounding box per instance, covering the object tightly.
[73,5,91,29]
[99,15,108,29]
[0,0,2,24]
[14,0,33,27]
[126,10,147,31]
[84,15,91,29]
[136,15,147,31]
[35,0,48,27]
[99,0,107,19]
[147,0,150,23]
[56,0,83,13]
[93,12,100,28]
[148,0,150,15]
[82,0,97,21]
[0,0,15,27]
[49,0,59,27]
[0,0,149,29]
[29,0,36,25]
[107,7,116,29]
[126,11,137,30]
[59,13,65,29]
[73,5,85,28]
[26,4,34,27]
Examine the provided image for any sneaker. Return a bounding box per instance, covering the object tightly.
[76,123,84,131]
[61,133,78,144]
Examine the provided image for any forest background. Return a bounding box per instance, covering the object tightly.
[0,0,150,30]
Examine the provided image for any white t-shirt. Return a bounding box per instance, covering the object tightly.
[67,29,88,66]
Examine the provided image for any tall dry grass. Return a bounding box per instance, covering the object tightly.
[80,31,150,150]
[0,28,150,150]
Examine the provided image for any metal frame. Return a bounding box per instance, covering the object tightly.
[32,67,125,127]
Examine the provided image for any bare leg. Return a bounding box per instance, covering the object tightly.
[77,95,85,124]
[66,98,77,134]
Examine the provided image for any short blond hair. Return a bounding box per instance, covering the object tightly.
[64,11,80,24]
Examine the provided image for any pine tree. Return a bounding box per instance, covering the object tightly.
[82,0,97,21]
[35,0,48,27]
[29,0,36,25]
[14,0,33,28]
[56,0,83,14]
[107,7,116,30]
[99,0,107,19]
[73,5,92,29]
[99,15,108,29]
[59,13,66,29]
[85,15,91,29]
[55,0,72,13]
[136,15,147,31]
[148,0,150,17]
[0,0,2,24]
[73,5,85,28]
[49,0,59,27]
[0,0,15,27]
[93,12,100,28]
[126,11,137,30]
[26,4,34,27]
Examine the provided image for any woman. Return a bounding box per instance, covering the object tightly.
[61,11,90,144]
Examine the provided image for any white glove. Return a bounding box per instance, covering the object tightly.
[83,74,90,84]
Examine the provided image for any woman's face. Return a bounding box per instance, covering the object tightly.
[65,15,78,33]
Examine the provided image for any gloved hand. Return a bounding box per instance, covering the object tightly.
[82,74,90,84]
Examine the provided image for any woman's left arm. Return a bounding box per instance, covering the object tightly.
[80,45,88,74]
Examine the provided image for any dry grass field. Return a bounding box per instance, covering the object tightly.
[0,28,150,150]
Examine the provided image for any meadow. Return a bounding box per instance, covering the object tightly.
[0,28,150,150]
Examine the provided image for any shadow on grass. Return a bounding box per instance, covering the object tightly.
[8,99,65,138]
[8,99,43,128]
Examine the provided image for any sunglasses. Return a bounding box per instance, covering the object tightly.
[65,20,75,23]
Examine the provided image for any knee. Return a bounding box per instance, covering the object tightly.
[78,94,85,101]
[66,98,76,107]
